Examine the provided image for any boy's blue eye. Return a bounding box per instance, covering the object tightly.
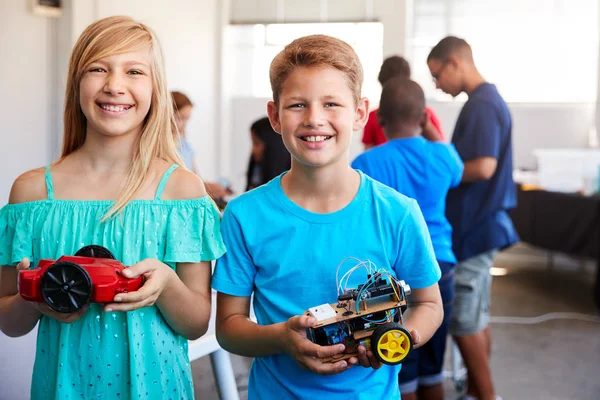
[289,104,305,109]
[89,68,105,73]
[325,103,338,107]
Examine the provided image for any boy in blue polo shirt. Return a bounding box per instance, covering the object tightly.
[352,78,463,400]
[427,36,517,400]
[212,35,444,399]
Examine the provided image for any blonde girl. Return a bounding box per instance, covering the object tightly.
[0,16,225,400]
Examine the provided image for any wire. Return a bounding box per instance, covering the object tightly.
[489,312,600,325]
[363,308,397,324]
[339,263,371,294]
[355,279,376,313]
[334,258,408,318]
[335,257,375,295]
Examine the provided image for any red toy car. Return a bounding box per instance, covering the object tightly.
[18,245,143,313]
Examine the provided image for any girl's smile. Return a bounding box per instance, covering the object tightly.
[96,102,135,116]
[79,49,152,139]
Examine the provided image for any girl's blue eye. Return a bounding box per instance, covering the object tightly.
[89,68,105,73]
[128,70,143,75]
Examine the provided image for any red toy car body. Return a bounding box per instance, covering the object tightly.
[19,255,143,313]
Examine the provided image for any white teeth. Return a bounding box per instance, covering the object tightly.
[305,136,329,142]
[101,104,129,112]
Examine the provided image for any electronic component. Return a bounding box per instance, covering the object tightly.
[308,303,337,322]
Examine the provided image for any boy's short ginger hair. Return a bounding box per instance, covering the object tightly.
[269,34,363,106]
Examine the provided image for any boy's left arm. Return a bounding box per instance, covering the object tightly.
[402,283,443,347]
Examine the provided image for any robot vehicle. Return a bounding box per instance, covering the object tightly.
[306,269,413,366]
[18,245,143,313]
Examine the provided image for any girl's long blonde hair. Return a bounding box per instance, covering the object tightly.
[62,16,184,218]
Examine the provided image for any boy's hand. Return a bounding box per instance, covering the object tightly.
[409,329,421,347]
[103,258,176,312]
[281,314,351,375]
[348,345,383,369]
[17,258,89,324]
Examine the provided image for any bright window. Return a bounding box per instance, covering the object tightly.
[410,0,599,103]
[225,22,384,102]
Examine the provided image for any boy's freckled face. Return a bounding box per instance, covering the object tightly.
[79,49,153,139]
[270,66,366,168]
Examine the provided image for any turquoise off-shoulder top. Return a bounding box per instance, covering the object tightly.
[0,165,226,400]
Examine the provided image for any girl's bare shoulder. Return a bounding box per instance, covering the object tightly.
[160,163,207,200]
[9,167,48,204]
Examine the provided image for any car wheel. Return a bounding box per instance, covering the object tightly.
[371,322,412,365]
[41,261,92,313]
[75,245,116,259]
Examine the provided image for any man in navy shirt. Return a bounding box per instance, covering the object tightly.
[352,78,463,400]
[428,36,518,400]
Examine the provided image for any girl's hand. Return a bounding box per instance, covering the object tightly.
[281,314,351,375]
[17,258,89,324]
[103,258,176,312]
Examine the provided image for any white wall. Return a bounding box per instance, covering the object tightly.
[229,0,410,58]
[0,1,54,396]
[0,1,54,204]
[428,101,595,169]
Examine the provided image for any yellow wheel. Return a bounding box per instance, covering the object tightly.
[372,322,412,365]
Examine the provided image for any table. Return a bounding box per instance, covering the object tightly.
[509,186,600,309]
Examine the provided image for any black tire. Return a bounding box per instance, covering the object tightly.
[75,245,115,259]
[41,261,92,313]
[371,322,413,365]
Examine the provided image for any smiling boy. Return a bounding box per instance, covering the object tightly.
[212,35,443,399]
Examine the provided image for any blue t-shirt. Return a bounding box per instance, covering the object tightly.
[447,83,519,261]
[212,171,440,400]
[352,137,463,267]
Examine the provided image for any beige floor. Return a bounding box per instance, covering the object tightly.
[192,244,600,400]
